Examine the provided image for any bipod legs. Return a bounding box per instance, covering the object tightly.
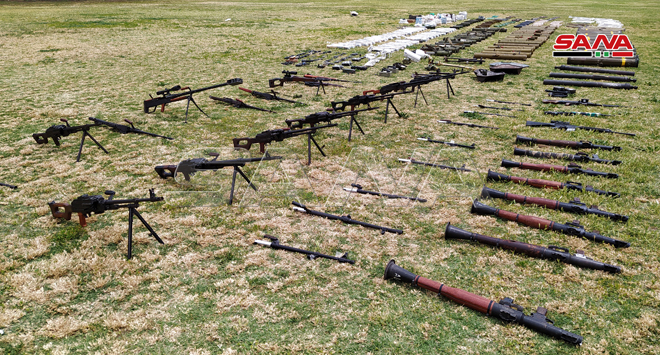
[184,95,208,123]
[347,114,365,142]
[306,133,326,165]
[228,166,257,205]
[127,207,163,260]
[384,98,402,124]
[446,78,455,99]
[76,131,108,162]
[414,86,428,107]
[315,82,327,96]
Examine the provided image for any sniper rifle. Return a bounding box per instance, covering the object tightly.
[292,201,403,235]
[526,121,635,136]
[254,235,355,264]
[209,96,275,113]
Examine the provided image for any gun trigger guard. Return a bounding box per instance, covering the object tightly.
[566,220,583,228]
[548,245,569,253]
[307,254,317,260]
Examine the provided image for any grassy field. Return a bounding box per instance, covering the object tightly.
[0,0,659,353]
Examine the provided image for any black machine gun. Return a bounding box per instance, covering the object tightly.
[526,120,635,136]
[268,71,345,95]
[254,235,355,264]
[143,78,243,122]
[32,118,107,162]
[232,124,337,164]
[155,154,282,205]
[49,189,165,259]
[285,107,377,142]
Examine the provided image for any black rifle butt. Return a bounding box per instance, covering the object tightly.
[515,135,534,145]
[513,147,528,157]
[383,259,418,285]
[470,199,498,216]
[444,223,475,241]
[481,186,506,200]
[525,121,552,127]
[501,159,521,168]
[486,170,511,182]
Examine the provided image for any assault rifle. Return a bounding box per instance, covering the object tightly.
[514,148,621,165]
[470,199,630,248]
[526,121,635,136]
[487,170,620,197]
[0,183,17,189]
[399,158,471,172]
[544,111,611,118]
[445,223,622,273]
[144,78,243,122]
[232,124,336,164]
[292,201,403,234]
[32,118,107,162]
[384,260,583,345]
[254,235,355,264]
[209,96,275,113]
[285,107,378,141]
[238,87,303,104]
[155,154,282,204]
[501,159,619,179]
[516,135,621,151]
[481,186,628,221]
[437,120,499,130]
[49,189,165,259]
[89,117,174,140]
[417,137,475,149]
[542,98,625,108]
[343,183,426,202]
[476,105,524,112]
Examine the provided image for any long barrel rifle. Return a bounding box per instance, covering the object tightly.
[544,111,612,118]
[481,186,628,221]
[343,183,426,202]
[292,201,403,235]
[526,120,635,136]
[437,120,499,130]
[254,235,355,264]
[155,154,282,205]
[209,96,275,113]
[542,98,626,108]
[399,158,472,172]
[471,199,630,248]
[89,117,174,140]
[143,78,243,122]
[417,137,475,149]
[238,87,303,104]
[445,223,622,273]
[286,107,378,142]
[514,148,621,165]
[32,118,107,162]
[232,124,337,164]
[49,189,165,259]
[384,259,583,345]
[501,159,619,179]
[487,170,620,197]
[0,183,17,189]
[268,71,345,95]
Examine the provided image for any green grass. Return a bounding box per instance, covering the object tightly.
[0,0,659,354]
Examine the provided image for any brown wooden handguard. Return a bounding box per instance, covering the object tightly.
[503,191,560,210]
[432,281,493,314]
[509,176,563,189]
[496,209,554,230]
[519,162,568,173]
[49,202,72,220]
[533,138,580,148]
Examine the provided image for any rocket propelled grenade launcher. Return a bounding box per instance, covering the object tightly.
[514,147,622,165]
[516,135,621,151]
[526,121,635,136]
[383,259,584,345]
[481,186,628,222]
[487,170,620,197]
[501,159,619,179]
[444,223,622,273]
[470,199,630,248]
[343,183,426,202]
[254,235,355,264]
[291,201,403,235]
[143,78,243,122]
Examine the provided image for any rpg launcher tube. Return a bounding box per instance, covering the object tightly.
[470,199,630,248]
[501,159,619,179]
[481,186,629,222]
[543,80,637,90]
[567,56,639,68]
[486,170,620,198]
[514,147,622,165]
[516,135,621,151]
[444,223,622,273]
[383,260,584,345]
[548,72,636,83]
[554,65,635,76]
